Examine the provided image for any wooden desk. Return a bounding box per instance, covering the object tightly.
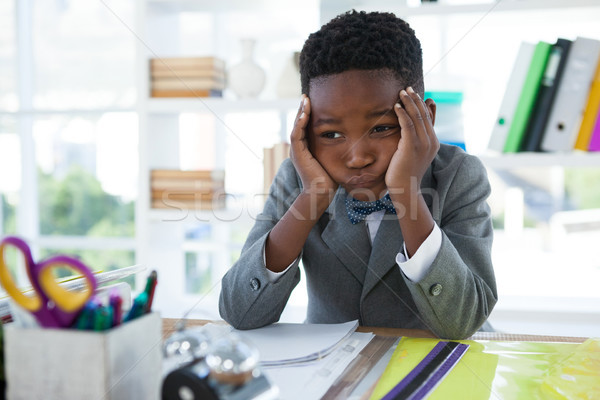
[162,318,588,343]
[161,319,590,399]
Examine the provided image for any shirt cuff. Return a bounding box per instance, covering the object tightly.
[395,224,442,282]
[263,240,299,283]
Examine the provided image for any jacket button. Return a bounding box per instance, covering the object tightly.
[250,278,261,291]
[429,283,442,296]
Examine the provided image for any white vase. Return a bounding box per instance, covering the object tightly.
[227,39,266,99]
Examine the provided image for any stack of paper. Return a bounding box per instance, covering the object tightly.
[266,331,374,399]
[233,319,359,367]
[228,320,373,400]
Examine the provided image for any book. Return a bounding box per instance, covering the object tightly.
[151,77,226,91]
[150,68,226,80]
[503,41,552,153]
[150,169,225,181]
[150,178,224,191]
[149,56,225,71]
[520,38,572,152]
[574,53,600,151]
[488,42,535,153]
[589,112,600,151]
[263,142,290,195]
[541,37,600,152]
[150,197,226,210]
[151,191,222,202]
[150,89,223,98]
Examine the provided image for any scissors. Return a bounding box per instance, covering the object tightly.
[0,236,97,328]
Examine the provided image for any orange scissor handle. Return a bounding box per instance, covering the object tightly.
[0,238,42,312]
[37,259,95,313]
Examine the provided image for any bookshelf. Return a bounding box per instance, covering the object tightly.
[134,0,317,319]
[478,152,600,169]
[134,0,600,335]
[321,0,600,19]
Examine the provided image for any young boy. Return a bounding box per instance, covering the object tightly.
[219,10,496,339]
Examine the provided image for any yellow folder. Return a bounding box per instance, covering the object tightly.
[370,337,600,400]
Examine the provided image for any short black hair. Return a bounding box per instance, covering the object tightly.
[299,10,423,95]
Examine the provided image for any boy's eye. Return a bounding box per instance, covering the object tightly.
[321,131,343,139]
[371,126,396,136]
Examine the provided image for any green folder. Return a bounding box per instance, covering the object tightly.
[503,41,552,153]
[370,337,600,400]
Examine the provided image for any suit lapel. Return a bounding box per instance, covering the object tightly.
[361,162,439,298]
[321,160,440,298]
[321,189,372,284]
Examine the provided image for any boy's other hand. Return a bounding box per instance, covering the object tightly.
[290,95,338,197]
[386,87,439,192]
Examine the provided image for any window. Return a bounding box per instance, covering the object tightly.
[33,113,138,237]
[5,0,138,275]
[32,0,136,109]
[0,117,18,235]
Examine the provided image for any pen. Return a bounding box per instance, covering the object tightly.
[75,298,100,330]
[144,270,158,313]
[109,291,123,327]
[93,306,113,331]
[123,292,147,323]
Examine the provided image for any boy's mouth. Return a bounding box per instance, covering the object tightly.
[346,174,378,188]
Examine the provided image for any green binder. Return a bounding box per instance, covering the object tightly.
[503,41,552,153]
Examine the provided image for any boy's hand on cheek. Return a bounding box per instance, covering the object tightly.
[386,87,439,194]
[290,95,337,197]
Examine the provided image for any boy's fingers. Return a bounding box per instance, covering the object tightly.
[290,96,310,148]
[394,92,417,141]
[408,87,432,124]
[423,98,439,143]
[400,88,436,145]
[294,94,306,120]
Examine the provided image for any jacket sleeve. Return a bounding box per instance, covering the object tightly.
[219,159,303,329]
[403,154,497,339]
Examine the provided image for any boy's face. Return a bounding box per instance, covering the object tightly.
[308,69,410,201]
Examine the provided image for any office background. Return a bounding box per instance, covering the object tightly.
[0,0,599,337]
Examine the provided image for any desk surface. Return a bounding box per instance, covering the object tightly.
[161,318,588,343]
[161,318,591,400]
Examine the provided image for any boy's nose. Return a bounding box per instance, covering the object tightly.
[345,140,375,169]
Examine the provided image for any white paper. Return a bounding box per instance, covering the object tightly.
[264,331,374,400]
[233,319,359,365]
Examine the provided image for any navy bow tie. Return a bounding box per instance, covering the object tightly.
[345,194,397,224]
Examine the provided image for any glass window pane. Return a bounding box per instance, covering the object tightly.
[185,251,214,295]
[565,168,600,210]
[33,113,138,236]
[0,116,19,235]
[224,111,282,199]
[0,0,16,110]
[32,0,136,109]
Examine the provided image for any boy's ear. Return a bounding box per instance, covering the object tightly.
[425,98,436,126]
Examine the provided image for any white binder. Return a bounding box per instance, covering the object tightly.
[487,42,535,152]
[541,37,600,152]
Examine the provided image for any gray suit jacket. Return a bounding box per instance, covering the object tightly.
[219,144,497,339]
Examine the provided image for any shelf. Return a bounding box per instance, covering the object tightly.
[327,0,600,17]
[147,0,311,13]
[148,0,600,15]
[477,152,600,169]
[147,97,301,115]
[0,108,136,116]
[148,205,263,224]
